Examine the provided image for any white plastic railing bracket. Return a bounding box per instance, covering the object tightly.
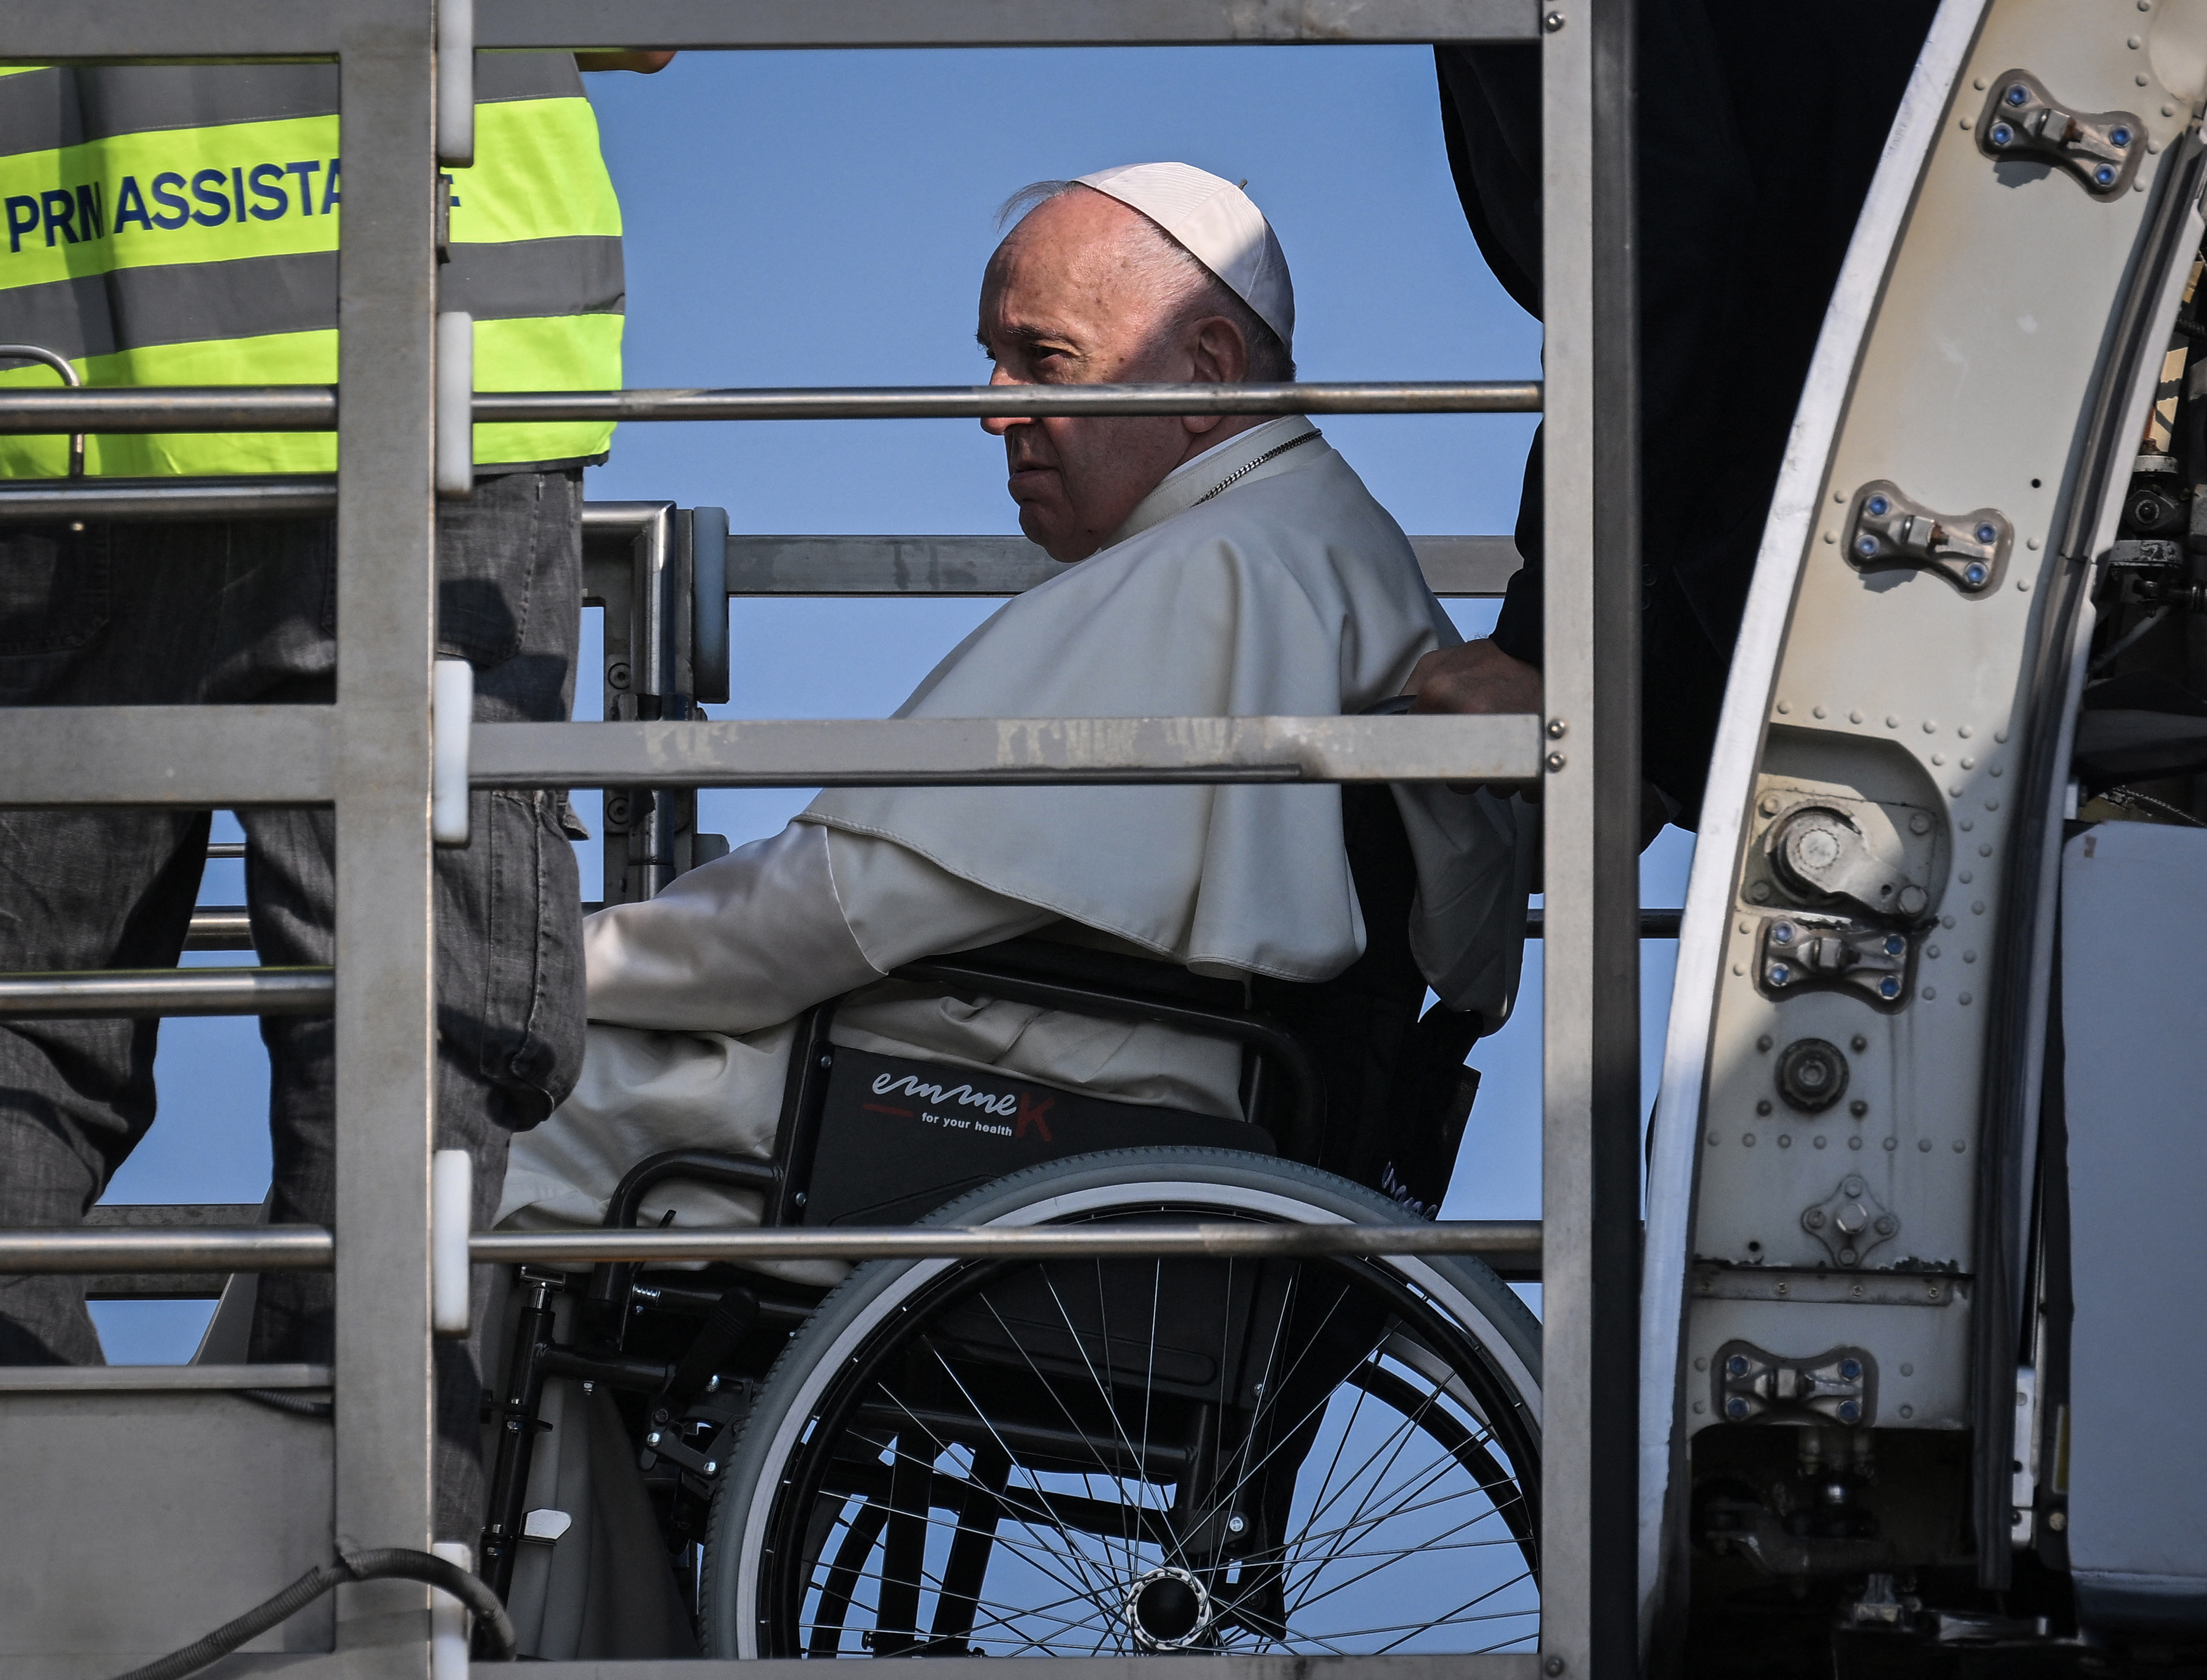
[435,0,474,168]
[435,312,474,499]
[432,660,474,849]
[431,1149,473,1335]
[431,1539,473,1678]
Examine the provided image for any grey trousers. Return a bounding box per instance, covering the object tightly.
[0,469,589,1542]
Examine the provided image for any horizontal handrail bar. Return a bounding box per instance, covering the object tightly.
[0,486,1521,601]
[0,474,336,521]
[0,1225,331,1273]
[1527,907,1682,939]
[0,967,331,1019]
[475,0,1543,51]
[473,382,1543,423]
[470,715,1543,789]
[174,905,1690,948]
[723,533,1521,599]
[478,1221,1544,1263]
[0,381,1539,434]
[186,907,254,951]
[0,1220,1540,1274]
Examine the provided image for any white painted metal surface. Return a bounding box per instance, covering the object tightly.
[1641,0,2207,1638]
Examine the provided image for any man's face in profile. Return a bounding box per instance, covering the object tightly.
[977,189,1251,562]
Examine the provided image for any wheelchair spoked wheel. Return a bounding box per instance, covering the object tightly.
[702,1147,1542,1658]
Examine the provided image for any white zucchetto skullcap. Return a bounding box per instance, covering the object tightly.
[1074,162,1294,349]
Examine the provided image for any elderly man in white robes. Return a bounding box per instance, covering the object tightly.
[498,163,1531,1247]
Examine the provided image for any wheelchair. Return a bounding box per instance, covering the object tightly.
[479,786,1543,1658]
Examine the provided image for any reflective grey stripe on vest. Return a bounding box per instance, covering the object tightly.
[0,55,585,160]
[0,237,621,363]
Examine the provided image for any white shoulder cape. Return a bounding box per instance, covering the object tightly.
[801,417,1530,1019]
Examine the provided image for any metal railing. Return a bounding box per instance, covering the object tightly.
[0,1,1638,1675]
[0,1219,1544,1274]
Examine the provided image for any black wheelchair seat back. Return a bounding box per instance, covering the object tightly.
[776,781,1479,1234]
[799,1043,1268,1229]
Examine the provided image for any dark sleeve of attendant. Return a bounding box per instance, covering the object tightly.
[1433,5,1937,825]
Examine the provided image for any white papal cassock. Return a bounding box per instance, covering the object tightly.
[497,416,1532,1258]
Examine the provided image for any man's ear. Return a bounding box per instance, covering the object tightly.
[1185,315,1251,387]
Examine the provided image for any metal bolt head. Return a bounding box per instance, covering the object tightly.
[1963,562,1988,588]
[1851,1099,1869,1117]
[1837,1399,1862,1424]
[1909,811,1933,835]
[1541,9,1565,28]
[2096,164,2117,186]
[1878,977,1901,999]
[1867,494,1891,516]
[2111,125,2133,147]
[1748,880,1771,903]
[1546,717,1567,738]
[1897,885,1929,916]
[1726,1353,1750,1377]
[1839,1247,1859,1266]
[1854,534,1880,559]
[1805,1208,1828,1230]
[1875,1214,1897,1235]
[1724,1395,1751,1420]
[705,1461,718,1475]
[1842,1176,1866,1197]
[1838,1357,1863,1381]
[1226,1513,1247,1535]
[1545,1660,1566,1678]
[1771,922,1794,946]
[1546,751,1566,772]
[645,1431,661,1446]
[1990,121,2017,145]
[1884,935,1906,957]
[2005,83,2029,106]
[1975,523,1998,544]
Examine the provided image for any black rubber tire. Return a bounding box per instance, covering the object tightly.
[699,1146,1541,1658]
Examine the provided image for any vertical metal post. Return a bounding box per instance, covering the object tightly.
[1541,0,1641,1672]
[333,3,442,1667]
[628,503,679,898]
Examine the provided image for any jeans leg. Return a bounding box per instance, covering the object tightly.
[0,807,209,1363]
[243,471,585,1541]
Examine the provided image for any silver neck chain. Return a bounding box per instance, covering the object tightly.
[1189,427,1322,507]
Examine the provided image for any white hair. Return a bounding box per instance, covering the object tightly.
[995,179,1296,380]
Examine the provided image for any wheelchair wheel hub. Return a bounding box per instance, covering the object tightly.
[1127,1567,1210,1649]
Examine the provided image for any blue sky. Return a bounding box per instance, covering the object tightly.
[92,45,1690,1359]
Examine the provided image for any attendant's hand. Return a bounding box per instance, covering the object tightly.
[1403,639,1543,716]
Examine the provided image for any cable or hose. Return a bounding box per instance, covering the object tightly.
[108,1548,516,1680]
[235,1387,334,1419]
[2089,604,2169,674]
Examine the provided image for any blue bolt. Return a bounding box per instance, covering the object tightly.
[1990,122,2015,147]
[1884,935,1905,956]
[1867,495,1890,516]
[1727,1354,1750,1377]
[1855,535,1880,559]
[2096,164,2117,186]
[1725,1396,1750,1420]
[1773,923,1794,945]
[1965,562,1988,586]
[1975,523,1998,543]
[1880,977,1901,999]
[1838,1400,1862,1423]
[2111,127,2132,147]
[2005,85,2029,107]
[1839,1358,1862,1381]
[1768,964,1793,986]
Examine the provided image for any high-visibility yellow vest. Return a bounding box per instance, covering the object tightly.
[0,55,622,476]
